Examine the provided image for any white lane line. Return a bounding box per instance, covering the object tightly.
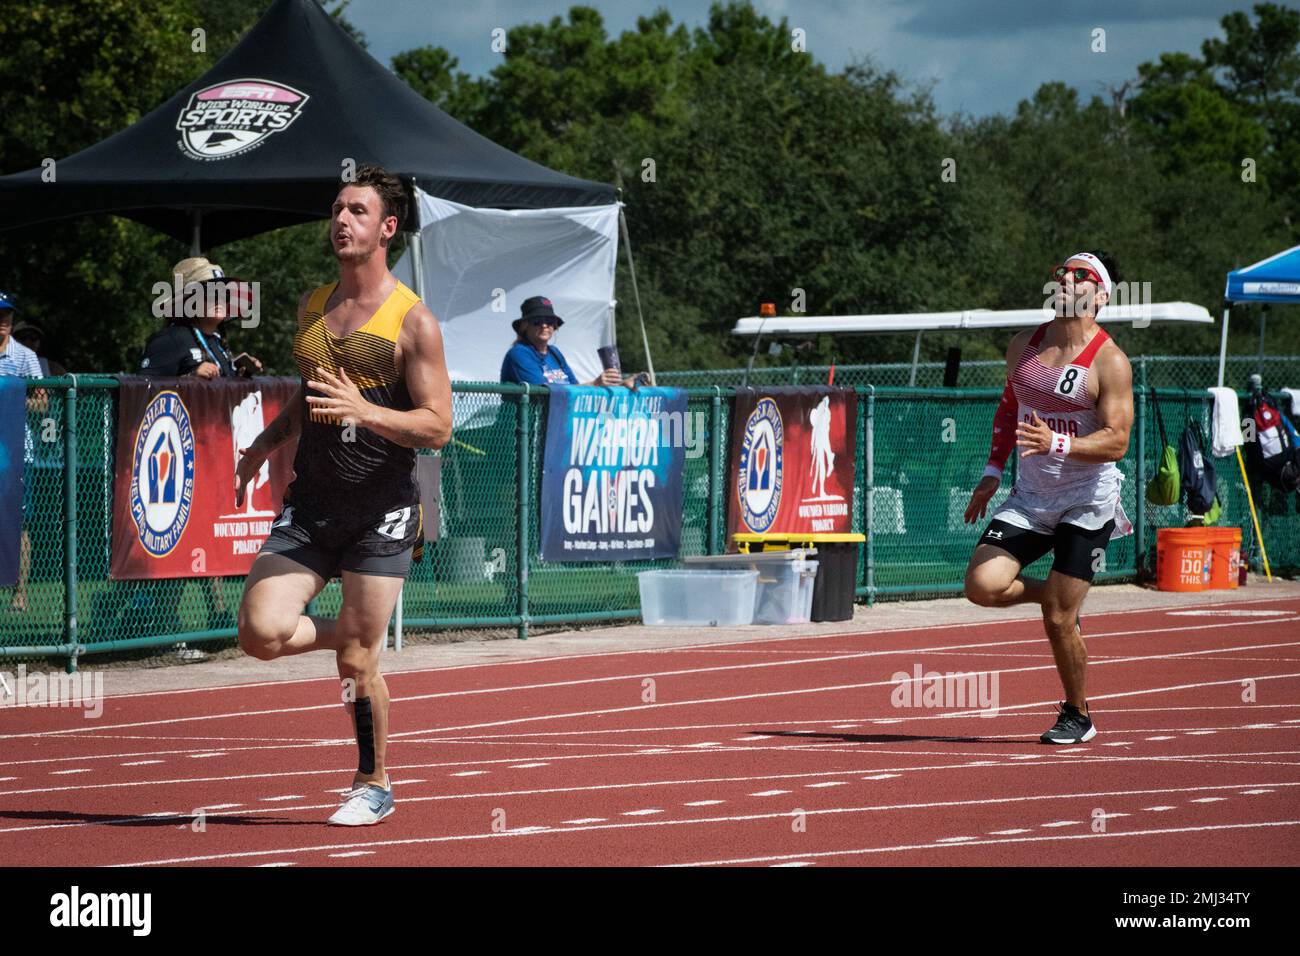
[751,790,791,797]
[563,818,607,825]
[450,771,489,777]
[806,782,849,788]
[187,753,227,759]
[8,745,1300,801]
[1144,806,1176,811]
[259,795,304,802]
[102,592,1300,706]
[121,760,164,766]
[1241,789,1274,795]
[989,829,1030,835]
[328,851,374,858]
[16,618,1296,740]
[112,810,1300,868]
[936,836,978,843]
[1145,736,1176,741]
[257,862,296,867]
[685,800,725,807]
[623,809,663,816]
[664,821,1300,867]
[199,803,242,811]
[772,861,815,867]
[1190,797,1229,803]
[1040,821,1079,828]
[831,724,859,729]
[1186,731,1217,735]
[391,779,425,785]
[50,769,91,776]
[508,763,549,769]
[684,742,721,748]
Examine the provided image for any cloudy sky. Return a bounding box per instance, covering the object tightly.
[343,0,1256,118]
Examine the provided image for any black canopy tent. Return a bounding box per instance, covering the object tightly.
[0,0,614,250]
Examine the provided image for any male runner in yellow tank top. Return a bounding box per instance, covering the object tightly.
[234,164,452,825]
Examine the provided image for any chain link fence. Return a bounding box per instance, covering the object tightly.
[4,373,1298,666]
[660,355,1300,391]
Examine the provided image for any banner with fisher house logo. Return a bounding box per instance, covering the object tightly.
[728,387,856,540]
[110,377,298,579]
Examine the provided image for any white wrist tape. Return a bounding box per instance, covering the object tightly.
[982,464,1004,480]
[1050,432,1072,456]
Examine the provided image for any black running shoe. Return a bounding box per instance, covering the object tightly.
[1040,702,1096,744]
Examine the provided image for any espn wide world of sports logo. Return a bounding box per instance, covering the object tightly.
[0,664,104,718]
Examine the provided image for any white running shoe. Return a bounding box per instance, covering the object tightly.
[327,778,394,826]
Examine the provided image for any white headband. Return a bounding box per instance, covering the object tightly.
[1066,252,1112,297]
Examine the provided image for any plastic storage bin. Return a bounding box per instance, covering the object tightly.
[638,569,758,626]
[683,552,819,625]
[733,533,864,622]
[752,559,818,624]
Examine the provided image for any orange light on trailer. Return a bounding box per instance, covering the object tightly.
[759,302,776,317]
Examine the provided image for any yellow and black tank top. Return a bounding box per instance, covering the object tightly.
[286,280,420,514]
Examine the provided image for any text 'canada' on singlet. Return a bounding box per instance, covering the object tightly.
[286,279,420,514]
[1010,321,1117,494]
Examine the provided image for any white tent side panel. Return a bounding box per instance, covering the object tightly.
[394,190,620,384]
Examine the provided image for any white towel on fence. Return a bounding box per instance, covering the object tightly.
[1279,387,1300,418]
[1206,386,1244,458]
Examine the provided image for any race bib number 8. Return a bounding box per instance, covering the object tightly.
[1054,365,1086,398]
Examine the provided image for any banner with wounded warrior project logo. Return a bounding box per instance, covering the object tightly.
[728,386,856,541]
[110,377,298,579]
[540,386,687,562]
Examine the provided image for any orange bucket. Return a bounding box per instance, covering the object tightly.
[1156,527,1213,592]
[1205,527,1242,590]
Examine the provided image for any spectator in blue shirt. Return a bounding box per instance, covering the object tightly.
[500,296,635,388]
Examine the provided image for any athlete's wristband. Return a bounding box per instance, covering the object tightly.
[1050,432,1072,457]
[982,464,1003,480]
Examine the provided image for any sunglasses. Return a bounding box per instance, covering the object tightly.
[1053,265,1103,285]
[528,317,558,327]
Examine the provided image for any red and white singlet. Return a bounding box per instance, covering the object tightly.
[1010,322,1116,495]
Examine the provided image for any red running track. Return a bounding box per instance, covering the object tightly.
[3,594,1300,867]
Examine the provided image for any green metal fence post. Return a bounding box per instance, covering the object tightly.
[708,386,723,554]
[1135,388,1147,579]
[516,384,531,640]
[63,378,80,673]
[865,385,875,605]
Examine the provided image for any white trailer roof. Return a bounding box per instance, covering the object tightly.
[731,302,1212,336]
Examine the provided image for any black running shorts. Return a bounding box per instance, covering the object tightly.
[978,517,1115,582]
[258,501,423,580]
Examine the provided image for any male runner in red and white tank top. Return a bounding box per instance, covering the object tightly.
[963,251,1133,744]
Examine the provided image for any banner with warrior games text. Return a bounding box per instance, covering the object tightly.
[728,386,857,541]
[110,377,298,579]
[540,385,687,562]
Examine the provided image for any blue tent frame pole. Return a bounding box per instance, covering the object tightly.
[1217,305,1230,388]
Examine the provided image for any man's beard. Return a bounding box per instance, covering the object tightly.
[335,240,379,263]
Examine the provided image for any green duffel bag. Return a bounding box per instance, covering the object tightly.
[1146,391,1180,506]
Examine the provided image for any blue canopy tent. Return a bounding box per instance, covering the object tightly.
[1219,244,1300,386]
